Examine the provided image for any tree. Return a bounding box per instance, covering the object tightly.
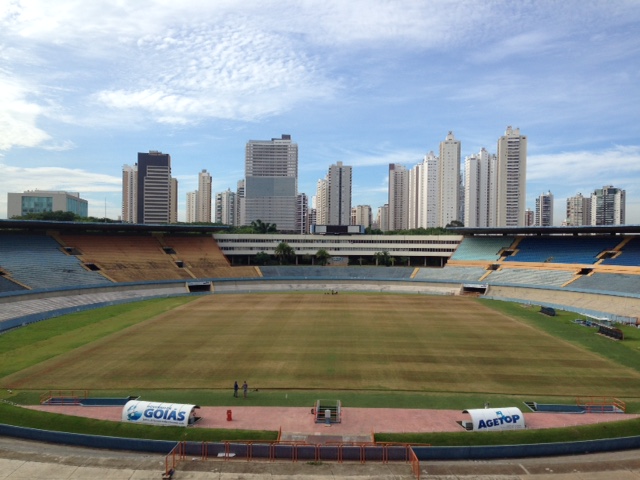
[315,248,330,266]
[274,242,295,265]
[251,219,277,234]
[374,250,390,266]
[254,251,271,265]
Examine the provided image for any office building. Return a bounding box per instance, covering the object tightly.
[591,185,625,225]
[129,151,176,224]
[326,161,352,225]
[438,131,461,227]
[243,134,299,232]
[496,126,527,227]
[535,191,554,226]
[7,190,88,218]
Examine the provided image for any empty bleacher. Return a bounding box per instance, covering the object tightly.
[449,236,515,262]
[0,275,26,293]
[570,273,640,296]
[412,266,487,283]
[0,234,111,290]
[601,236,640,267]
[505,236,618,265]
[161,235,258,279]
[0,284,189,331]
[58,234,195,282]
[259,266,413,280]
[484,268,576,288]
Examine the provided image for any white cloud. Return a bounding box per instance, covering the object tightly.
[0,163,120,194]
[528,146,640,188]
[94,22,336,124]
[0,76,51,150]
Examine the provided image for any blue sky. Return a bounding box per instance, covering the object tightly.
[1,0,639,224]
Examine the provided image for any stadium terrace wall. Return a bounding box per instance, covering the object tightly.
[485,284,640,323]
[3,423,640,461]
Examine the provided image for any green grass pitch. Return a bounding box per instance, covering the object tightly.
[3,293,640,400]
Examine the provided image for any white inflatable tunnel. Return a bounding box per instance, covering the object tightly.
[461,407,525,432]
[122,400,200,427]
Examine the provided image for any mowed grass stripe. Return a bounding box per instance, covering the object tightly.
[2,294,640,397]
[0,297,195,380]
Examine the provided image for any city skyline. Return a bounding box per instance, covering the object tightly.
[1,1,639,224]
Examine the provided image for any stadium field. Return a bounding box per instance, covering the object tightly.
[3,293,640,400]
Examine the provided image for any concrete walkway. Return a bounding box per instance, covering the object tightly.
[3,436,640,479]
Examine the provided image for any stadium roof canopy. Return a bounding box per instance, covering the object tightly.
[449,225,640,236]
[0,219,230,234]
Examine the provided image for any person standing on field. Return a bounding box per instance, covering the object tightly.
[234,381,239,398]
[242,380,248,398]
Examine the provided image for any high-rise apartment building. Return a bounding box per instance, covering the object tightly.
[296,193,308,234]
[524,208,535,226]
[496,126,527,227]
[122,165,137,223]
[186,191,197,223]
[307,208,317,234]
[590,185,625,225]
[566,193,591,226]
[438,131,461,227]
[327,162,352,225]
[170,178,178,224]
[7,190,88,218]
[236,180,245,227]
[127,151,177,224]
[464,148,498,228]
[388,163,409,231]
[376,204,390,232]
[352,205,372,229]
[243,134,298,232]
[215,188,237,225]
[196,169,212,223]
[535,191,554,227]
[408,152,438,229]
[315,178,328,225]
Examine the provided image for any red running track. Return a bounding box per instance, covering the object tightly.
[26,405,640,440]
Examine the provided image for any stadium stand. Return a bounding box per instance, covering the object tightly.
[57,233,195,282]
[0,283,190,332]
[449,236,515,261]
[601,236,640,266]
[259,266,413,279]
[484,268,576,288]
[505,235,618,264]
[160,234,258,278]
[0,275,25,292]
[570,273,640,296]
[0,233,111,290]
[412,266,486,282]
